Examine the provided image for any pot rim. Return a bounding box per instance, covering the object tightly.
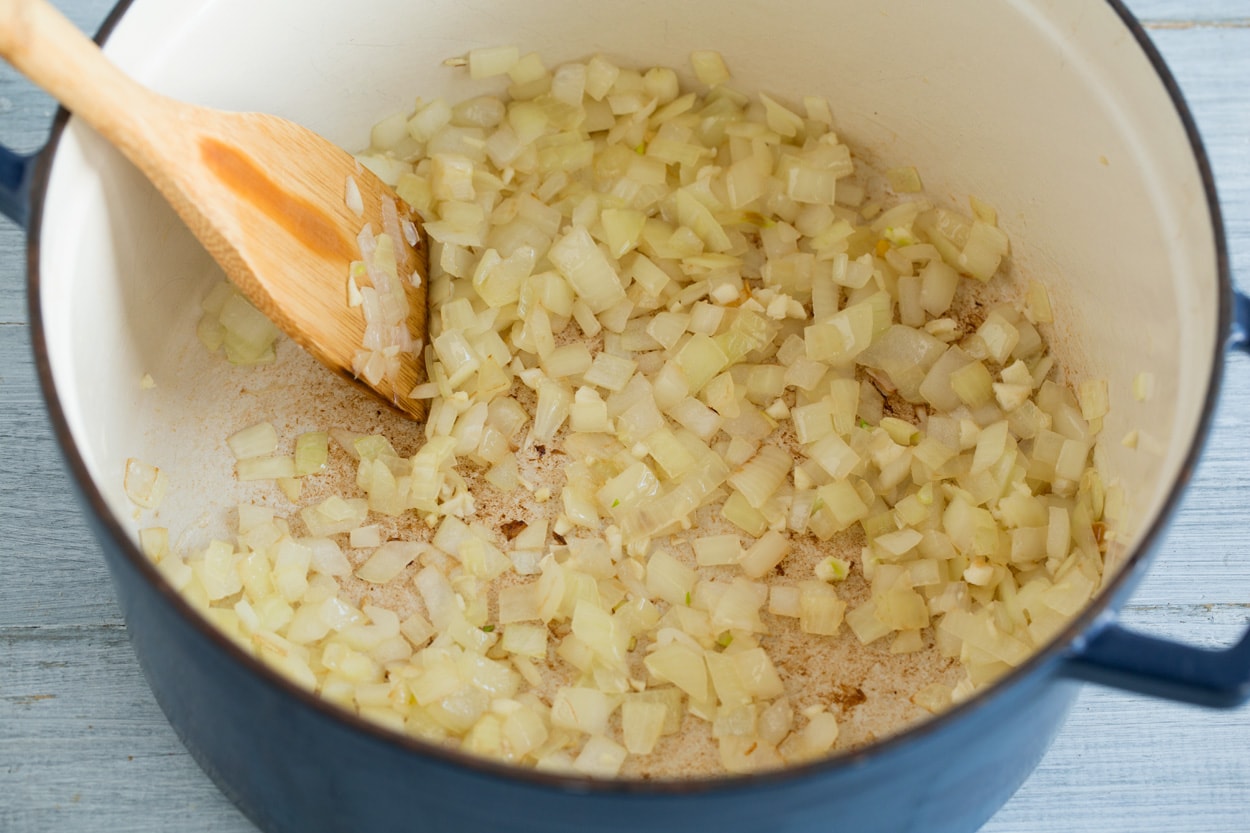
[26,0,1233,797]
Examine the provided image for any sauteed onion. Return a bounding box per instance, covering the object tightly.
[131,50,1109,777]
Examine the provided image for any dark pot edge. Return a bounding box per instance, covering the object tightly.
[22,0,1234,799]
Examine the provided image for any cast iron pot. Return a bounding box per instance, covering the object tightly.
[5,0,1250,831]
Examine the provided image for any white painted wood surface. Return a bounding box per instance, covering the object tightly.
[1,2,1247,831]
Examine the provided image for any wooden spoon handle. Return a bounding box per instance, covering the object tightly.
[0,0,429,421]
[0,0,167,161]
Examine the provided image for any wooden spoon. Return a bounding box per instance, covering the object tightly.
[0,0,429,420]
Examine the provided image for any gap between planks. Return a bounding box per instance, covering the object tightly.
[1142,18,1250,30]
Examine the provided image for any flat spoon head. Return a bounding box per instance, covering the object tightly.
[191,117,429,421]
[0,0,429,420]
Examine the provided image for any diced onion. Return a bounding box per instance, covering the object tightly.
[124,458,167,509]
[164,47,1112,779]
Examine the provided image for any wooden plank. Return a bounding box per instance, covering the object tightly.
[3,621,1249,833]
[1146,28,1250,282]
[0,0,135,324]
[3,620,1249,833]
[0,65,62,157]
[0,624,252,833]
[988,689,1250,833]
[0,326,123,627]
[0,78,56,327]
[1124,379,1250,611]
[1116,602,1250,646]
[1,213,32,324]
[1131,1,1250,24]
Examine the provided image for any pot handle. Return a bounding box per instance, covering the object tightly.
[1061,619,1250,708]
[1060,290,1250,708]
[0,142,34,227]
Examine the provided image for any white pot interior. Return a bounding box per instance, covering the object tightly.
[40,0,1218,586]
[29,2,1223,781]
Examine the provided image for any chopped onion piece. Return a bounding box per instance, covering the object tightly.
[124,458,167,509]
[468,45,520,79]
[294,432,329,476]
[355,541,422,584]
[739,531,791,579]
[621,699,667,754]
[693,534,743,566]
[689,50,730,86]
[548,226,627,313]
[138,527,169,562]
[236,456,296,482]
[344,175,364,217]
[644,642,708,701]
[551,686,613,736]
[573,735,628,778]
